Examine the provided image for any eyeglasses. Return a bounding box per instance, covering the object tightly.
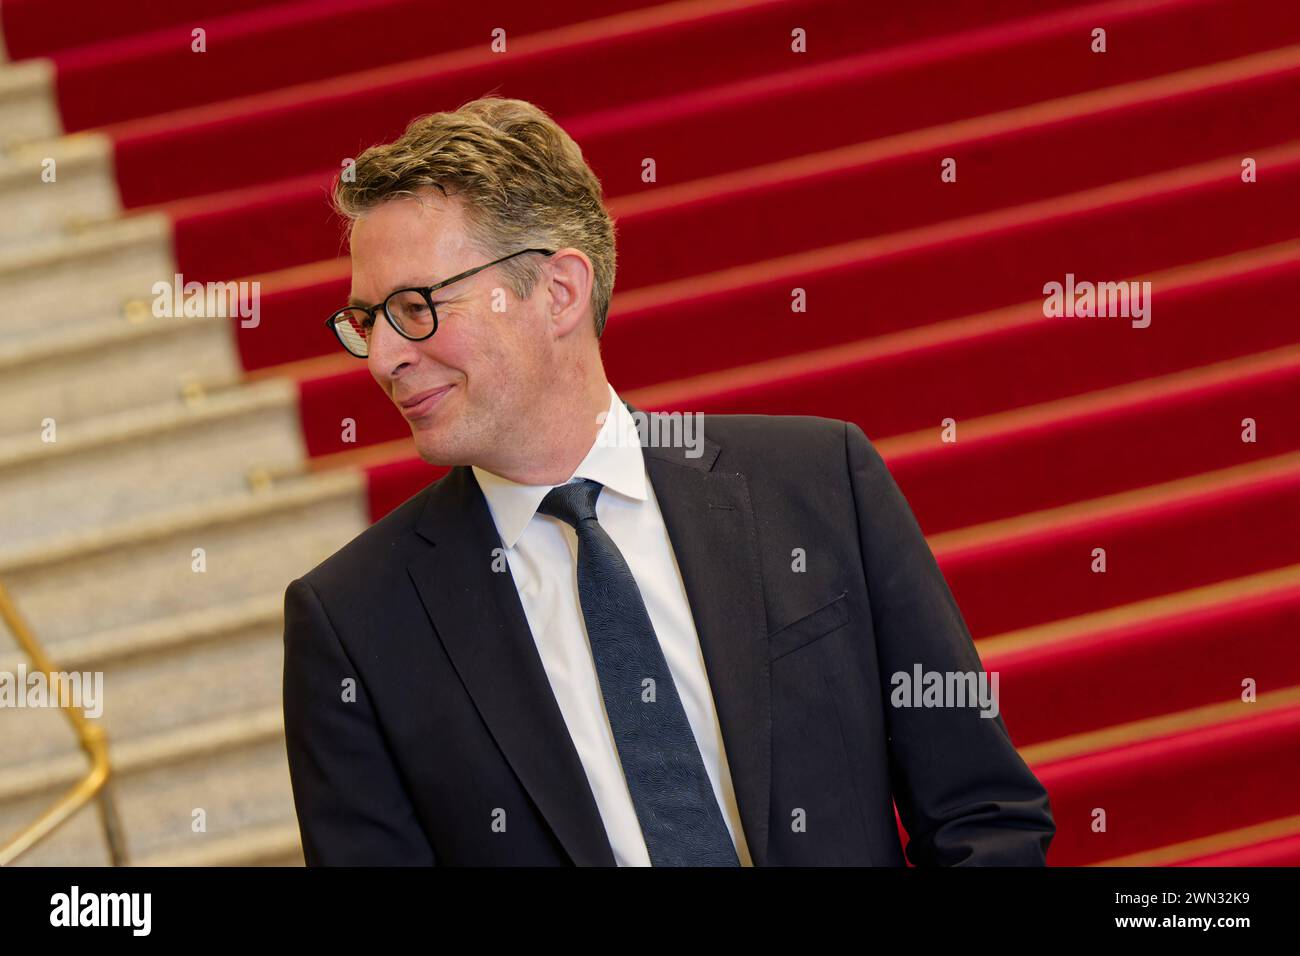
[325,248,556,358]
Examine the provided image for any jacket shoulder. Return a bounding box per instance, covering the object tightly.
[293,470,446,598]
[700,411,862,473]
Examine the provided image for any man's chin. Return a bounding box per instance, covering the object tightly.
[412,430,466,468]
[413,440,451,467]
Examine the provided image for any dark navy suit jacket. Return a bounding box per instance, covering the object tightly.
[282,403,1055,865]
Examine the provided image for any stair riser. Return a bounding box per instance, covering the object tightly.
[0,153,118,248]
[0,403,306,552]
[0,320,239,437]
[0,736,297,866]
[0,492,366,648]
[0,620,283,770]
[2,232,173,338]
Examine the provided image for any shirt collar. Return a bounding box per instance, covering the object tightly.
[471,383,648,549]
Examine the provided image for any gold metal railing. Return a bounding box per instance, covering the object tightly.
[0,579,127,866]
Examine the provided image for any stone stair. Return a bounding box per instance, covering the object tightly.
[0,143,367,860]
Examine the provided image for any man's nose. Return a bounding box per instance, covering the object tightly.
[367,311,420,377]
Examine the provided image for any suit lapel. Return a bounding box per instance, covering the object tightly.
[636,408,772,866]
[407,466,616,866]
[405,400,772,866]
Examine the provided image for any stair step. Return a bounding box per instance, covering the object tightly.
[0,211,173,339]
[0,379,306,551]
[0,470,366,650]
[0,58,60,163]
[0,593,284,770]
[133,821,303,867]
[0,132,118,248]
[0,311,241,436]
[0,709,296,866]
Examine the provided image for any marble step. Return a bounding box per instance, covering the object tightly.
[0,59,61,152]
[0,133,119,249]
[0,379,307,551]
[0,212,175,339]
[0,593,284,771]
[0,469,367,650]
[0,310,241,437]
[0,708,298,866]
[133,821,304,867]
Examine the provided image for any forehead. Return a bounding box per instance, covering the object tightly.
[348,190,470,304]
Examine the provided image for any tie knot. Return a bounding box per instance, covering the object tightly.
[537,478,604,529]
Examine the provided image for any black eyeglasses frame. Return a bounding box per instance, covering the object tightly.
[324,247,557,357]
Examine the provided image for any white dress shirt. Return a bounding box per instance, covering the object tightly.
[470,383,753,866]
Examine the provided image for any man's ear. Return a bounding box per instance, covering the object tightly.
[545,248,595,338]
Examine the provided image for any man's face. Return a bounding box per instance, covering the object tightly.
[349,190,551,468]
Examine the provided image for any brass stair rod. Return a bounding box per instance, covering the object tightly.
[0,580,127,865]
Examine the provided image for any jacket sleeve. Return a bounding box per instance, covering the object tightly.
[282,576,437,865]
[845,421,1055,865]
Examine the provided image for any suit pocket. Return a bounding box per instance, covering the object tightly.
[768,590,850,661]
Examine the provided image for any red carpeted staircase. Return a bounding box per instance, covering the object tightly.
[3,0,1297,866]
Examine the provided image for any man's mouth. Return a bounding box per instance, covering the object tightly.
[399,384,455,419]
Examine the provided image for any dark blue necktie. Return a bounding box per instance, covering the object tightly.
[538,477,741,866]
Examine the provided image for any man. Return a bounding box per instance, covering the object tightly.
[282,96,1055,866]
